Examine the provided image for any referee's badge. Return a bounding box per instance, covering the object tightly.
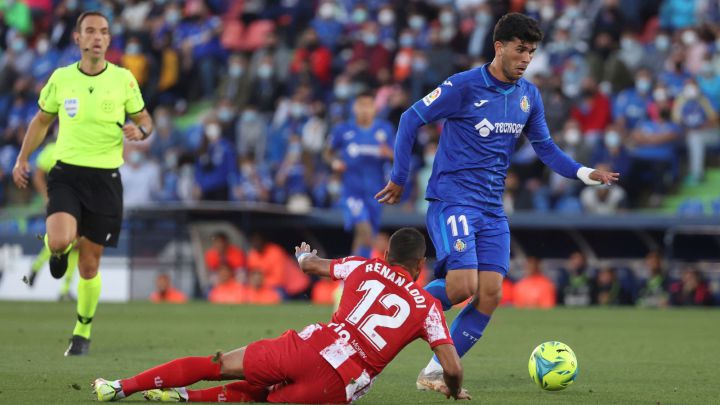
[520,95,530,113]
[64,98,79,117]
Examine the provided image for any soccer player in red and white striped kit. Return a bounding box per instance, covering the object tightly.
[93,228,470,403]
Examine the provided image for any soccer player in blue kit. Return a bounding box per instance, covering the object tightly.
[375,13,619,392]
[329,91,395,257]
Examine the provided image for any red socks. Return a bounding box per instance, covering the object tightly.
[120,356,221,396]
[187,381,268,402]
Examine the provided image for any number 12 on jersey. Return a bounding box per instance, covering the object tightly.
[346,280,410,350]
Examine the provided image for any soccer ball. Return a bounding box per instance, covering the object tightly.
[528,341,578,391]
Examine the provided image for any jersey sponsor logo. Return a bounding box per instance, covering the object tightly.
[64,98,79,117]
[475,118,525,137]
[474,100,489,107]
[474,118,494,137]
[520,95,530,113]
[453,239,467,252]
[374,129,387,143]
[442,80,453,86]
[422,87,442,106]
[346,143,382,158]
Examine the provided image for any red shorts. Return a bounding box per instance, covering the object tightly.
[243,330,348,404]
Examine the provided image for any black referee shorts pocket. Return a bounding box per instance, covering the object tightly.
[84,170,123,216]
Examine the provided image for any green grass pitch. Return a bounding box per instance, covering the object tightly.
[0,302,717,404]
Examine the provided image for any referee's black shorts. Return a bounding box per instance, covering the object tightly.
[47,161,123,247]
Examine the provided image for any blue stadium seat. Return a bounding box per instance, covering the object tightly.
[677,199,705,216]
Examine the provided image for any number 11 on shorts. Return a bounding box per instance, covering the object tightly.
[447,215,469,237]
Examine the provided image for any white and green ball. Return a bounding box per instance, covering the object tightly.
[528,341,578,391]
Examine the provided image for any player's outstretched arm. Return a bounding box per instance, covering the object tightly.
[584,167,620,186]
[295,242,333,278]
[433,344,471,400]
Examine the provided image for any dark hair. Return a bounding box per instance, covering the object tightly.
[493,13,543,43]
[75,11,110,32]
[387,228,426,269]
[355,90,375,100]
[213,232,229,242]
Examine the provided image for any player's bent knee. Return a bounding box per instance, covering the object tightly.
[446,270,478,304]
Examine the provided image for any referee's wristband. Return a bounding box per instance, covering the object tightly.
[138,126,150,140]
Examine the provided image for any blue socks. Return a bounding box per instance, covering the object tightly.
[449,304,491,358]
[424,279,453,310]
[430,303,491,366]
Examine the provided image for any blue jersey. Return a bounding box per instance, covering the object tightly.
[331,118,395,197]
[391,64,581,215]
[612,88,650,130]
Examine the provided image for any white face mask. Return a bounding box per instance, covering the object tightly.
[128,150,143,165]
[564,129,581,146]
[409,15,425,30]
[683,84,699,99]
[681,30,697,46]
[655,35,670,51]
[36,39,49,54]
[378,9,394,26]
[439,12,454,26]
[318,3,335,19]
[653,88,668,103]
[605,131,621,148]
[636,78,651,94]
[205,124,221,141]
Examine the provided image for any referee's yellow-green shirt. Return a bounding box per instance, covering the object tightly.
[38,62,145,169]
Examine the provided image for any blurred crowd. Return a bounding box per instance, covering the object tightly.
[504,250,718,308]
[2,0,720,214]
[150,229,719,307]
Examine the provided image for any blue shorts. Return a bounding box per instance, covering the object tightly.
[426,200,510,278]
[341,195,382,233]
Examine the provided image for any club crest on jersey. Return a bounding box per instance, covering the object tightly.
[423,87,442,106]
[64,98,79,117]
[520,95,530,113]
[454,239,467,252]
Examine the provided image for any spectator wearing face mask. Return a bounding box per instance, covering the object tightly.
[250,55,284,113]
[311,1,344,51]
[290,28,333,86]
[119,147,161,209]
[613,68,653,131]
[217,53,251,109]
[31,34,60,82]
[194,117,237,201]
[580,163,627,214]
[628,86,682,206]
[642,31,673,75]
[235,105,268,162]
[570,77,612,147]
[349,22,392,80]
[149,107,183,161]
[121,36,149,86]
[214,98,238,139]
[591,124,632,184]
[672,79,719,184]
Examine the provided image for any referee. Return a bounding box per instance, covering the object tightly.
[12,11,153,356]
